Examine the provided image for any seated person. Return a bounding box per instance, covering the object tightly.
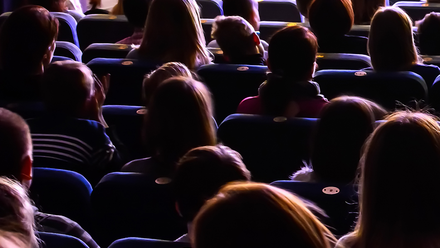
[0,177,38,248]
[309,0,368,54]
[417,12,440,55]
[367,7,440,87]
[208,0,268,50]
[192,182,337,248]
[23,0,85,21]
[116,0,152,45]
[173,145,251,243]
[122,77,216,179]
[0,108,99,248]
[85,0,110,14]
[237,26,328,118]
[0,6,58,103]
[28,61,120,185]
[211,16,265,65]
[291,96,386,184]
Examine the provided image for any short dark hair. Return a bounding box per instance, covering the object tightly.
[268,26,317,79]
[0,5,58,74]
[308,0,354,38]
[42,61,94,114]
[123,0,152,28]
[417,12,440,55]
[222,0,255,22]
[25,0,67,12]
[173,145,251,222]
[0,109,31,180]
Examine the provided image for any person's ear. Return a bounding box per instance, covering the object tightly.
[252,33,261,46]
[20,155,32,189]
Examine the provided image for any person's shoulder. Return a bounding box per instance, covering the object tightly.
[237,96,262,114]
[207,40,219,48]
[413,63,440,72]
[35,211,79,233]
[335,233,358,248]
[121,157,155,173]
[126,48,140,59]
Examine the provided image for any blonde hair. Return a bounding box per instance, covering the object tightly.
[368,7,420,71]
[211,16,257,60]
[338,111,440,248]
[0,177,37,248]
[137,0,211,70]
[192,182,336,248]
[143,62,193,107]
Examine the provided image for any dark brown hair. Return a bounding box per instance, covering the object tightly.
[417,12,440,55]
[309,0,354,38]
[144,77,216,168]
[0,5,59,74]
[351,0,385,24]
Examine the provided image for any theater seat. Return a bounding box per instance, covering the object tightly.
[217,114,317,183]
[30,168,93,231]
[91,172,187,247]
[77,14,133,50]
[258,0,303,22]
[86,58,160,105]
[394,1,440,22]
[197,64,268,122]
[270,180,358,235]
[198,0,223,18]
[38,232,89,248]
[82,43,132,63]
[428,74,440,112]
[109,238,190,248]
[55,41,82,61]
[314,70,428,110]
[316,53,372,70]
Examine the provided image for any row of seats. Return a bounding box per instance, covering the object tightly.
[31,167,357,247]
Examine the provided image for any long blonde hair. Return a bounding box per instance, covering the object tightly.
[338,112,440,248]
[0,177,37,248]
[368,7,420,71]
[137,0,210,70]
[192,182,337,248]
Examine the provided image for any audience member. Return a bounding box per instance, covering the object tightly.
[192,182,337,248]
[28,61,120,185]
[116,0,151,45]
[0,6,58,103]
[417,12,440,55]
[110,0,124,15]
[209,0,268,50]
[143,62,194,107]
[337,111,440,248]
[127,0,211,70]
[291,96,386,184]
[351,0,385,24]
[211,16,265,65]
[0,177,38,248]
[0,108,99,248]
[367,7,440,87]
[85,0,109,14]
[122,77,216,179]
[309,0,368,54]
[237,26,328,118]
[173,145,251,243]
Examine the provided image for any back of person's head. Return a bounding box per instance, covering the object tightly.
[311,96,386,184]
[0,109,31,183]
[308,0,354,38]
[144,77,216,166]
[0,5,58,74]
[123,0,152,28]
[174,145,251,223]
[0,177,37,248]
[211,16,259,61]
[351,0,385,24]
[222,0,260,30]
[417,12,440,55]
[352,111,440,248]
[368,7,419,71]
[268,26,318,80]
[42,61,94,116]
[139,0,210,70]
[143,62,193,107]
[192,182,336,248]
[24,0,67,12]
